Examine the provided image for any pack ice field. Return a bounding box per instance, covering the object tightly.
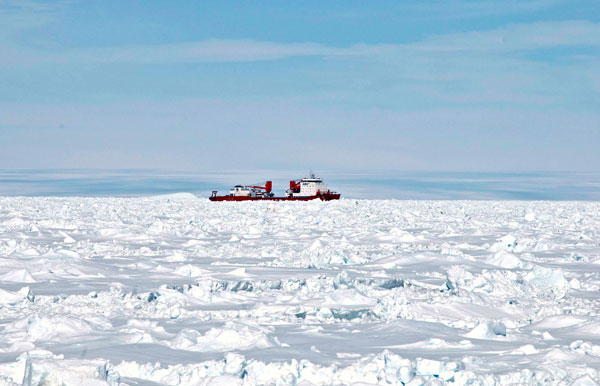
[1,196,600,385]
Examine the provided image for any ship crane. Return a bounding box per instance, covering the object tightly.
[288,180,301,193]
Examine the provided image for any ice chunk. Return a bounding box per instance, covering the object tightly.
[542,331,555,340]
[486,250,524,269]
[0,352,117,386]
[223,352,246,377]
[525,267,569,292]
[489,234,518,252]
[28,358,116,386]
[6,315,93,343]
[21,248,40,256]
[415,359,443,376]
[571,375,598,386]
[398,366,414,383]
[0,269,37,283]
[389,227,422,243]
[164,251,186,262]
[309,239,323,251]
[0,286,30,305]
[324,289,376,307]
[336,352,360,358]
[511,344,538,355]
[406,376,426,386]
[227,267,249,277]
[464,321,507,340]
[173,264,209,277]
[169,322,277,352]
[58,249,81,259]
[445,265,474,290]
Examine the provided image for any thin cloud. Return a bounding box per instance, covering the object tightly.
[411,20,600,52]
[76,40,336,64]
[404,0,563,20]
[67,20,600,61]
[3,20,599,66]
[0,0,68,37]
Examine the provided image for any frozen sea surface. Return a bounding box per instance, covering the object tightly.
[1,197,600,385]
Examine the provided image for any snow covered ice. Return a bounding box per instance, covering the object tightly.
[1,197,600,385]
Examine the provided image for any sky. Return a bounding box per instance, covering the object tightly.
[0,0,599,172]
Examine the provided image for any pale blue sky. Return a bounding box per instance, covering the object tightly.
[1,0,599,171]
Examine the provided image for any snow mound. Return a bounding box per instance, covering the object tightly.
[387,227,424,243]
[169,322,277,352]
[393,338,474,350]
[486,249,525,269]
[0,350,118,385]
[173,264,209,277]
[464,321,507,340]
[525,267,569,293]
[6,316,94,343]
[533,315,588,329]
[322,289,376,308]
[149,192,198,200]
[489,234,519,252]
[511,344,539,355]
[0,287,31,305]
[0,269,37,283]
[571,375,599,386]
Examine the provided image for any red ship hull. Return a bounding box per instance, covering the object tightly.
[209,192,340,202]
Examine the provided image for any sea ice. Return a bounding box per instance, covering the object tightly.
[0,197,599,385]
[0,286,30,305]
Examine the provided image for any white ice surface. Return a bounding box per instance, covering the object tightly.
[0,197,600,385]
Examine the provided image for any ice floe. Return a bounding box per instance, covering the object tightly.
[0,198,599,384]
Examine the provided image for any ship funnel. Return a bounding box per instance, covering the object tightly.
[265,181,272,193]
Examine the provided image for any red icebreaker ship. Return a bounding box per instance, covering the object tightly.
[209,174,340,201]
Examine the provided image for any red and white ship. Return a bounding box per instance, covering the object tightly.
[209,173,340,201]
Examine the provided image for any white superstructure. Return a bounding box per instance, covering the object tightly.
[286,173,331,198]
[230,185,251,196]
